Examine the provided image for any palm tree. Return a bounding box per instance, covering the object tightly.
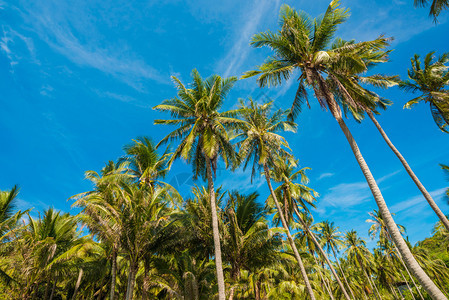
[71,160,131,300]
[122,137,181,203]
[414,0,449,21]
[234,99,317,299]
[268,157,351,299]
[223,191,282,299]
[367,210,424,299]
[325,38,449,233]
[153,69,240,300]
[243,2,445,298]
[318,221,357,299]
[400,51,449,133]
[119,184,176,300]
[344,230,381,299]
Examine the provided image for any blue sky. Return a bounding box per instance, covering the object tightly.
[1,0,448,249]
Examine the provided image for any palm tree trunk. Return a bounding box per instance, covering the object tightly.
[206,157,226,300]
[330,244,356,300]
[368,110,449,232]
[109,247,117,300]
[49,278,57,300]
[331,109,446,299]
[293,204,350,300]
[71,268,83,300]
[263,163,316,300]
[392,242,425,300]
[358,258,379,300]
[125,261,137,300]
[143,259,149,300]
[308,68,446,299]
[312,253,335,300]
[400,270,417,300]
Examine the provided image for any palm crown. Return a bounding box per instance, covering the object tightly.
[400,51,449,133]
[243,1,389,121]
[154,69,240,179]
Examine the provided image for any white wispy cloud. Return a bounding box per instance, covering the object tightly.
[390,187,447,214]
[321,181,371,208]
[318,172,335,180]
[15,2,167,90]
[0,26,37,68]
[216,0,280,78]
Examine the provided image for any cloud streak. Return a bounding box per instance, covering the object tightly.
[15,2,167,90]
[216,0,280,78]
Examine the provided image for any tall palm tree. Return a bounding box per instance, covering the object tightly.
[71,160,131,300]
[317,221,356,299]
[326,38,449,233]
[243,2,445,298]
[367,210,424,299]
[400,51,449,133]
[344,230,381,299]
[414,0,449,21]
[153,69,240,300]
[234,99,317,299]
[268,157,351,299]
[223,191,282,299]
[122,137,181,203]
[119,184,175,300]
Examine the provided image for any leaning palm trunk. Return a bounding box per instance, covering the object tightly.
[206,157,226,300]
[110,247,117,300]
[312,253,335,300]
[309,71,446,299]
[263,164,316,300]
[125,261,138,300]
[71,268,83,300]
[390,238,425,300]
[293,203,351,300]
[330,244,356,300]
[400,270,417,300]
[334,113,446,299]
[367,110,449,232]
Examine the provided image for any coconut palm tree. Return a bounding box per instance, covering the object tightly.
[243,2,445,297]
[367,210,424,299]
[71,160,132,300]
[317,221,357,299]
[268,157,351,299]
[414,0,449,21]
[122,137,181,203]
[344,230,381,299]
[153,69,240,300]
[234,98,317,299]
[119,184,176,300]
[325,38,449,233]
[400,51,449,133]
[223,191,282,299]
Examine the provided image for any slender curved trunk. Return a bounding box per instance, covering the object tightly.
[125,260,137,300]
[368,110,449,232]
[330,245,356,300]
[293,203,350,300]
[206,157,226,300]
[333,107,445,299]
[109,247,117,300]
[312,253,335,300]
[49,278,57,300]
[357,256,379,300]
[392,242,425,300]
[71,268,83,300]
[400,270,417,300]
[308,69,446,299]
[263,163,316,300]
